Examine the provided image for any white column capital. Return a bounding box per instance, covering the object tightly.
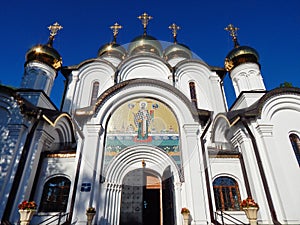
[256,124,274,138]
[182,124,199,137]
[69,71,79,81]
[85,124,103,137]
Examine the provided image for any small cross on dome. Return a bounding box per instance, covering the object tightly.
[169,23,181,43]
[225,24,240,47]
[138,12,153,35]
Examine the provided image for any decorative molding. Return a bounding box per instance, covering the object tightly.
[46,153,76,158]
[182,124,199,136]
[256,124,274,138]
[231,129,247,146]
[85,124,103,136]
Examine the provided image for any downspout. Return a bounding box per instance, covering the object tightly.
[219,80,229,112]
[60,74,69,111]
[68,151,82,222]
[68,122,85,223]
[239,153,252,197]
[241,116,282,225]
[199,115,215,224]
[3,110,42,222]
[172,67,176,87]
[114,70,119,84]
[29,151,45,200]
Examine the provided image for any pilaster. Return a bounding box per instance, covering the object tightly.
[182,124,209,224]
[74,124,102,225]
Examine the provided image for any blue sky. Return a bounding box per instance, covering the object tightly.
[0,0,299,108]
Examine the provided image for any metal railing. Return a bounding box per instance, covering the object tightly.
[215,211,248,225]
[35,212,69,225]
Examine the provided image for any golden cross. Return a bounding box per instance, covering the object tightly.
[138,12,153,35]
[169,23,181,43]
[225,24,239,47]
[47,22,63,46]
[48,22,63,38]
[110,22,122,42]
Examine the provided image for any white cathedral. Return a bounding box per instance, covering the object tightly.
[0,13,300,225]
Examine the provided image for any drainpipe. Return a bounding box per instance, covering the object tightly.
[60,75,69,111]
[241,117,282,225]
[68,151,83,222]
[239,153,252,197]
[172,67,176,87]
[199,115,215,224]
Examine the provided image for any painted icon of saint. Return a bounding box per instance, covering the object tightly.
[134,101,153,141]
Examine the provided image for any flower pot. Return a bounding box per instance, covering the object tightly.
[86,212,96,225]
[182,212,190,220]
[18,209,36,225]
[243,206,259,225]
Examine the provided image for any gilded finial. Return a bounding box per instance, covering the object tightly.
[47,22,63,46]
[110,22,122,43]
[142,159,146,168]
[138,12,153,35]
[168,23,181,44]
[225,24,239,48]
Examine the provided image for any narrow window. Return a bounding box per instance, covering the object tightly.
[213,176,241,211]
[189,82,198,108]
[90,81,99,105]
[39,177,71,212]
[289,134,300,166]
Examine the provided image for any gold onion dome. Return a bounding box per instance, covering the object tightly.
[164,23,192,60]
[224,24,259,72]
[225,46,259,71]
[98,23,126,59]
[128,34,163,56]
[128,12,163,57]
[164,43,192,60]
[98,42,126,59]
[25,22,63,70]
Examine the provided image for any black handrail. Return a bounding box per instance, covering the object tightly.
[215,210,248,225]
[35,212,69,225]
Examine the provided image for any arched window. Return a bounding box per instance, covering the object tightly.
[289,133,300,166]
[39,177,71,212]
[189,82,198,108]
[213,176,241,211]
[90,81,99,105]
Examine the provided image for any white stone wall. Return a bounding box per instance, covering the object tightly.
[63,60,115,113]
[175,61,226,113]
[255,94,300,224]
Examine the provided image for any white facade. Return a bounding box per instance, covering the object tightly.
[0,20,300,225]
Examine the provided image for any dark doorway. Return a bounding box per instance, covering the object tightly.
[162,166,175,225]
[119,169,162,225]
[143,189,160,225]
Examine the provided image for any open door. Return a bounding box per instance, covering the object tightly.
[120,169,161,225]
[162,166,175,225]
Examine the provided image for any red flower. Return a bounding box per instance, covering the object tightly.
[18,200,37,210]
[240,197,259,208]
[181,207,190,214]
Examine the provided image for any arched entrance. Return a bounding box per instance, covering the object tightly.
[120,169,161,225]
[119,168,174,225]
[102,146,180,225]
